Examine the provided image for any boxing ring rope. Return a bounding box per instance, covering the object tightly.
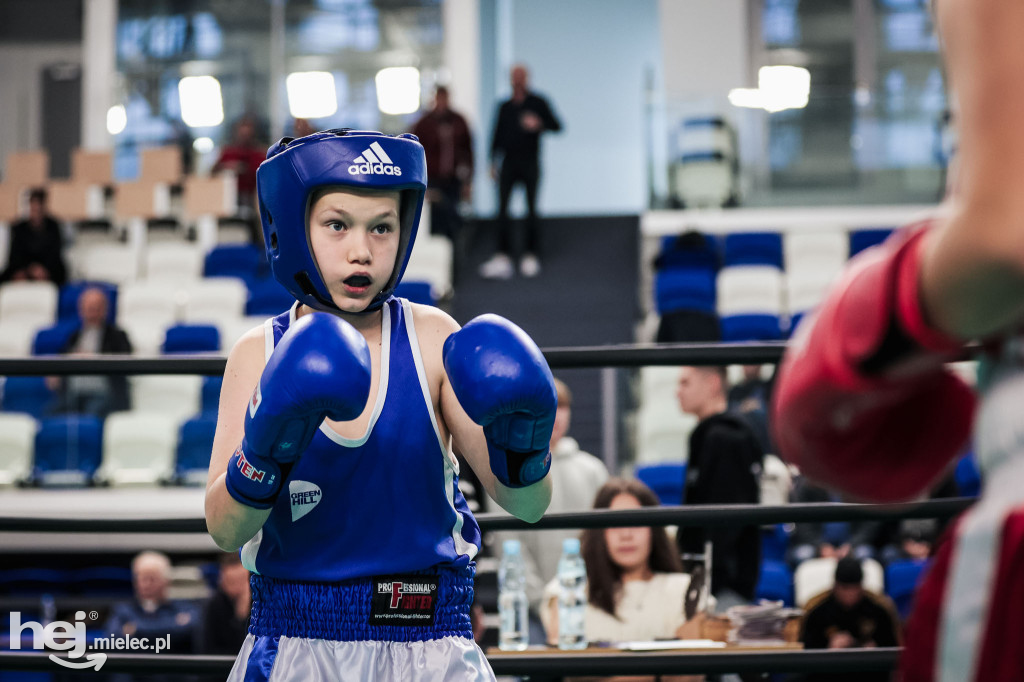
[0,497,975,534]
[0,343,974,676]
[0,341,788,376]
[0,648,902,676]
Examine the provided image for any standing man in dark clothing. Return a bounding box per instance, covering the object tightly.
[411,86,475,244]
[675,366,764,609]
[800,557,901,682]
[481,64,562,280]
[1,188,67,285]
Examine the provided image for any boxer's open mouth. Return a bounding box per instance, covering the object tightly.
[344,275,372,288]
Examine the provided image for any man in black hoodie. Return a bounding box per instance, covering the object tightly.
[675,365,764,609]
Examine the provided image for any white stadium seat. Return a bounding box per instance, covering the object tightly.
[96,410,181,486]
[0,412,37,485]
[130,375,202,421]
[179,277,248,323]
[717,266,785,315]
[0,280,58,328]
[145,242,205,281]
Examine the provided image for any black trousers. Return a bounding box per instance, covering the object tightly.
[496,159,541,256]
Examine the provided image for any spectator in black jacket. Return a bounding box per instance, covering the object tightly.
[799,557,901,682]
[49,286,132,417]
[201,552,251,656]
[480,64,562,280]
[674,365,764,610]
[1,188,67,285]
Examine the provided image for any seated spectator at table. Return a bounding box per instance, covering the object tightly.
[799,557,901,682]
[1,187,67,285]
[48,286,132,418]
[104,551,201,681]
[541,477,705,682]
[200,552,250,656]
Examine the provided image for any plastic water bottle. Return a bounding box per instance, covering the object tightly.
[557,537,588,650]
[498,539,529,651]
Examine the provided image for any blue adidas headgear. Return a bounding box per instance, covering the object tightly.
[256,129,427,314]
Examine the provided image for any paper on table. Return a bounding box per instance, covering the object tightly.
[619,640,727,651]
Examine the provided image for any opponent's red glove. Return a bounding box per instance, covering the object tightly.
[771,221,977,501]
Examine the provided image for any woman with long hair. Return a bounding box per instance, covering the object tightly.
[542,477,706,682]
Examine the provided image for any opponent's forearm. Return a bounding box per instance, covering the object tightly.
[491,475,551,524]
[921,202,1024,339]
[205,473,272,551]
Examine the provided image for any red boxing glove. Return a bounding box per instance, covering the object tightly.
[771,221,977,502]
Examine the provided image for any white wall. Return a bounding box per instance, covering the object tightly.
[659,0,751,109]
[0,44,82,177]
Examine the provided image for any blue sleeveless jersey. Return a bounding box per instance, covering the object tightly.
[240,298,481,581]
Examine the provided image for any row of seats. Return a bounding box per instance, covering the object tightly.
[1,375,221,422]
[0,566,133,596]
[0,409,216,487]
[0,147,224,225]
[653,228,894,341]
[755,556,929,620]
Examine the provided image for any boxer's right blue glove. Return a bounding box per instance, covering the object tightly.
[225,313,371,509]
[443,314,556,488]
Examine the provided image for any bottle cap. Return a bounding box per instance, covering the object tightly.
[503,539,521,555]
[562,537,580,554]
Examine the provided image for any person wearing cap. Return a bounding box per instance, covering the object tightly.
[799,557,902,682]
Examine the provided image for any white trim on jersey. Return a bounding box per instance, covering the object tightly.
[318,303,391,447]
[241,528,263,574]
[939,453,1024,680]
[401,299,478,561]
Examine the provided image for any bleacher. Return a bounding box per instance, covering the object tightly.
[0,145,457,495]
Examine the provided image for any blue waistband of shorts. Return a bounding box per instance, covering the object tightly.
[248,565,475,642]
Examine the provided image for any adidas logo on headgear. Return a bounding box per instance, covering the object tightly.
[348,141,403,176]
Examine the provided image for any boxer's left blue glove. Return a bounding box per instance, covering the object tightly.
[443,314,556,488]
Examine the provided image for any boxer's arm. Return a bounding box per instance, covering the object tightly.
[920,0,1024,340]
[419,308,551,522]
[205,327,272,551]
[443,381,552,523]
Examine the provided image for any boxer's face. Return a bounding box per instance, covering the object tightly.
[604,493,652,573]
[309,188,401,313]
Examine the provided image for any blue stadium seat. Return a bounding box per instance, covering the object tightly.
[723,232,784,269]
[57,282,117,323]
[849,228,895,257]
[2,376,55,419]
[655,268,717,314]
[885,558,929,620]
[163,324,220,354]
[955,450,981,497]
[32,321,79,355]
[33,415,104,486]
[761,524,791,563]
[246,276,295,316]
[396,281,436,306]
[176,415,218,485]
[756,560,795,606]
[72,566,133,596]
[204,244,267,281]
[720,313,784,342]
[634,462,686,506]
[656,233,722,271]
[202,376,222,416]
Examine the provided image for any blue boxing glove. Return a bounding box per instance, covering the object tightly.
[443,314,556,488]
[225,313,371,509]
